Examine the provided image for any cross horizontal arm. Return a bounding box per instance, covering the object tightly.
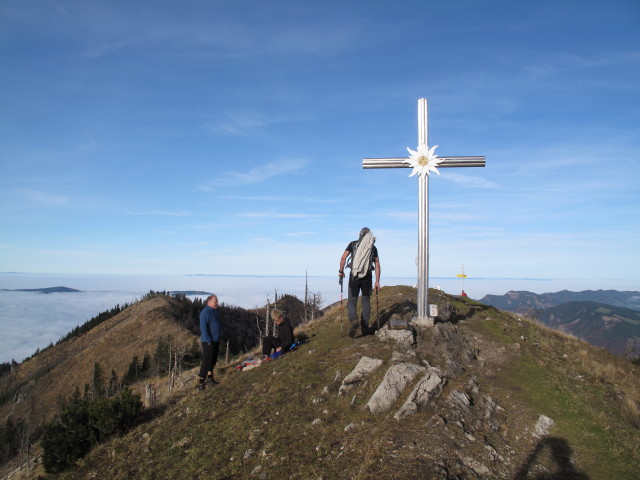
[362,156,486,169]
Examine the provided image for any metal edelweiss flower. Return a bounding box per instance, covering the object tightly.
[406,144,442,177]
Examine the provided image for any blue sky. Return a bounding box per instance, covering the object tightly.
[1,0,639,287]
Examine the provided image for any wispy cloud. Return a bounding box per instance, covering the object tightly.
[381,211,415,222]
[239,212,327,219]
[18,190,70,208]
[284,231,315,237]
[199,158,309,191]
[125,209,194,217]
[224,158,309,184]
[523,51,640,79]
[79,7,362,61]
[85,38,138,59]
[441,172,502,189]
[205,111,290,136]
[219,194,340,204]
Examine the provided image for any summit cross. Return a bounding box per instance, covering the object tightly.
[362,98,486,326]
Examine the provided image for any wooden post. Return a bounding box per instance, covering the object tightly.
[145,384,157,408]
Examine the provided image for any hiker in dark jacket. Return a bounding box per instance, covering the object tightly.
[197,294,222,390]
[262,308,294,356]
[339,227,381,337]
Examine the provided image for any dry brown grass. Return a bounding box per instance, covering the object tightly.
[522,317,640,436]
[0,295,196,431]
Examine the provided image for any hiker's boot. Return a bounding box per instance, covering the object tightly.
[196,381,205,391]
[348,320,359,338]
[360,320,370,336]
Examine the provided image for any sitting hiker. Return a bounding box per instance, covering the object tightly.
[262,308,294,356]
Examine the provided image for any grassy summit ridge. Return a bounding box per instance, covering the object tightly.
[51,286,639,480]
[2,286,638,479]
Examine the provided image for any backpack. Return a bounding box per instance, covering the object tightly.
[348,232,375,278]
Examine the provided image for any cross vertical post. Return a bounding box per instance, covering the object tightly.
[362,98,486,327]
[417,98,429,322]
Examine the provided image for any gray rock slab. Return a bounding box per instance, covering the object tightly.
[338,356,383,396]
[394,367,446,420]
[375,326,415,347]
[365,362,425,414]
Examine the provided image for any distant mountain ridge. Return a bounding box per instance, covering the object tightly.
[1,286,81,294]
[478,290,640,356]
[479,289,640,313]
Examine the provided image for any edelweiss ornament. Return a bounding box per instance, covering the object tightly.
[406,144,442,176]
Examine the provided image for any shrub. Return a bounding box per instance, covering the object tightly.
[41,389,142,473]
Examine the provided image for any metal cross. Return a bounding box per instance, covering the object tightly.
[362,98,486,326]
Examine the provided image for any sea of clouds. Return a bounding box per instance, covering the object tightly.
[0,273,630,364]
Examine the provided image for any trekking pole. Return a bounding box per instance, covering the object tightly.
[376,287,380,331]
[339,276,344,336]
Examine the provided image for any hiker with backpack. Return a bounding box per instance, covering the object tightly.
[262,308,295,357]
[338,227,381,337]
[197,294,222,390]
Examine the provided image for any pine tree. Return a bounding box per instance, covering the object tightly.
[92,362,105,399]
[0,417,19,465]
[108,369,120,397]
[154,337,171,375]
[140,353,152,378]
[122,356,139,386]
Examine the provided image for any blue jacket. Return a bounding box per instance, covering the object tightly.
[199,305,221,343]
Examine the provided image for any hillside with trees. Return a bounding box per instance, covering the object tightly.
[0,290,322,474]
[1,287,639,479]
[534,301,640,357]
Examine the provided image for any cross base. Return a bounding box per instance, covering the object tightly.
[389,318,411,330]
[410,316,435,328]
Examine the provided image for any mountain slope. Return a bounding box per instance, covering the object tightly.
[479,289,640,313]
[478,290,640,356]
[534,301,640,356]
[28,286,638,480]
[0,295,196,433]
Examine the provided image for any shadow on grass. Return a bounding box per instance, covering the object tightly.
[514,436,589,480]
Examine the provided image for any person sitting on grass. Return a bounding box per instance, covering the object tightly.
[262,308,294,357]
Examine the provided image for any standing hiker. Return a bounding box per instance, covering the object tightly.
[262,308,294,356]
[339,227,381,337]
[197,294,222,390]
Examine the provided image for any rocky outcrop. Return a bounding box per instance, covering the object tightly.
[432,323,478,377]
[365,362,425,414]
[338,356,383,396]
[375,324,415,347]
[394,366,446,420]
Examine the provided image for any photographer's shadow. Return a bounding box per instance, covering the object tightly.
[514,436,589,480]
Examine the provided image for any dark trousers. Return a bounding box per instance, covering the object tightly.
[199,341,220,379]
[262,336,289,356]
[347,274,372,322]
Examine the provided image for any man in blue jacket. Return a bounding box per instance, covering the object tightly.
[197,294,222,390]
